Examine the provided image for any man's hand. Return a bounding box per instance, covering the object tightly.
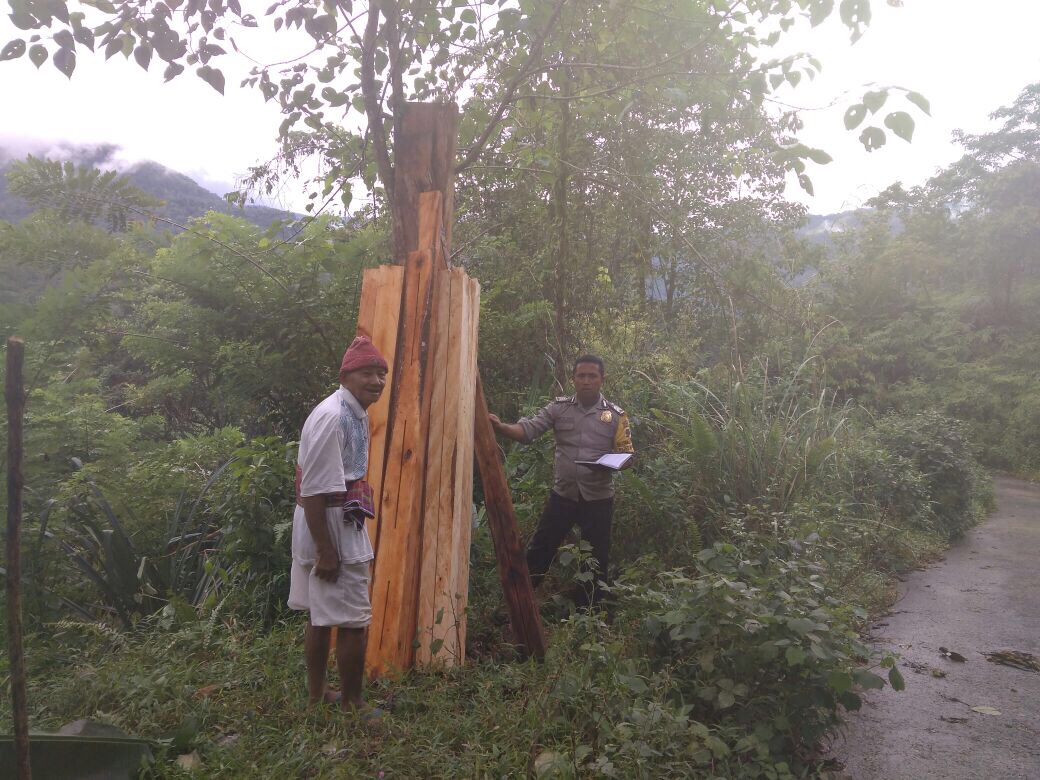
[314,547,340,582]
[488,413,526,442]
[301,494,339,582]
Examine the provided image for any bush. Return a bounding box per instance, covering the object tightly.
[536,540,901,778]
[872,411,991,538]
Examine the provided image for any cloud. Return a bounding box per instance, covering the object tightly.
[0,134,134,170]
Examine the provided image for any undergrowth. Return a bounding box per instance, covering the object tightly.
[2,365,992,778]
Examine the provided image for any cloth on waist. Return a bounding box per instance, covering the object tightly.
[295,471,375,531]
[342,480,375,530]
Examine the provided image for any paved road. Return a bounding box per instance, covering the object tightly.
[836,476,1040,780]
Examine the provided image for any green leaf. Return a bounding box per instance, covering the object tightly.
[787,617,815,635]
[797,173,814,196]
[809,0,834,27]
[852,669,885,690]
[53,46,76,77]
[785,646,806,666]
[133,42,153,70]
[164,61,184,81]
[838,691,862,711]
[839,0,872,42]
[844,103,866,130]
[717,689,735,708]
[28,43,47,67]
[863,89,887,114]
[429,638,444,655]
[827,670,852,693]
[1,39,26,61]
[54,29,75,50]
[197,65,225,94]
[859,126,886,151]
[888,666,905,691]
[321,86,348,107]
[619,674,649,694]
[905,90,931,115]
[884,110,915,142]
[460,8,477,23]
[805,148,833,165]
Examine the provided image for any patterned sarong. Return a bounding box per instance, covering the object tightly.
[342,479,375,530]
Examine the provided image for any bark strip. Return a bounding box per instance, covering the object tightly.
[473,374,547,660]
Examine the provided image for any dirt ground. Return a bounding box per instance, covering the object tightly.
[834,476,1040,779]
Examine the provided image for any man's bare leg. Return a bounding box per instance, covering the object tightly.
[305,621,340,705]
[336,627,367,711]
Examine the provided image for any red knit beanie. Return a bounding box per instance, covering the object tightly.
[340,336,388,375]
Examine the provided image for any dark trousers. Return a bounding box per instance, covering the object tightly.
[526,490,614,605]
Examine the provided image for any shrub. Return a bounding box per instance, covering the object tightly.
[872,410,991,537]
[537,540,901,778]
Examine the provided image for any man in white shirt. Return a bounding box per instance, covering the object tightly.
[288,336,388,712]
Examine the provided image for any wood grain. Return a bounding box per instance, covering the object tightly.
[357,265,404,552]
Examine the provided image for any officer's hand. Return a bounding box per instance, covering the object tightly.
[314,549,340,582]
[488,413,503,430]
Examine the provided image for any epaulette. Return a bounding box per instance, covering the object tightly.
[605,400,625,415]
[552,396,573,404]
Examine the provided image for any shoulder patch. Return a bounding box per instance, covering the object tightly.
[606,400,625,416]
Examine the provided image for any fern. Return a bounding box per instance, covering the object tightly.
[6,155,162,231]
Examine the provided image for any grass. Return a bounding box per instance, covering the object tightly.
[11,616,563,778]
[4,515,958,780]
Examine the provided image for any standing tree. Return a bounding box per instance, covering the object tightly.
[2,0,926,232]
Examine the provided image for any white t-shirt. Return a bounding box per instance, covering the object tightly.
[291,387,375,566]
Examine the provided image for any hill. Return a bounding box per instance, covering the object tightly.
[0,144,294,230]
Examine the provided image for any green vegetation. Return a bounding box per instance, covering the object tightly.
[0,0,1035,774]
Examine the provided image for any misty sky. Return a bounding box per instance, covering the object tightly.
[1,0,1038,215]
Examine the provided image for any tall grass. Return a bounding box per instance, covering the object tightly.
[628,358,847,545]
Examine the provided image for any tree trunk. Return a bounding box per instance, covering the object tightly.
[550,83,572,381]
[6,336,32,780]
[390,102,459,265]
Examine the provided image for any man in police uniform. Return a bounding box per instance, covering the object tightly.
[489,354,634,606]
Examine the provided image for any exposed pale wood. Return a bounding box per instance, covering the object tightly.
[366,246,435,676]
[357,265,405,551]
[6,336,32,780]
[428,270,468,664]
[448,276,481,661]
[410,269,482,668]
[415,270,453,664]
[433,274,480,665]
[474,374,547,660]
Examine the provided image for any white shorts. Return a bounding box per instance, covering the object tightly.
[287,559,372,628]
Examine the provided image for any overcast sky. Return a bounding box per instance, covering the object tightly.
[1,0,1037,215]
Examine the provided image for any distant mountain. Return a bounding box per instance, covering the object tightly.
[797,210,865,246]
[0,146,295,230]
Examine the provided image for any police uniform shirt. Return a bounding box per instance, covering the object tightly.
[517,394,634,501]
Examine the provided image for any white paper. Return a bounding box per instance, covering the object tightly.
[576,452,632,470]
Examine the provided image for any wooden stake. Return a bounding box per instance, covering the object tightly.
[6,336,32,779]
[473,374,547,660]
